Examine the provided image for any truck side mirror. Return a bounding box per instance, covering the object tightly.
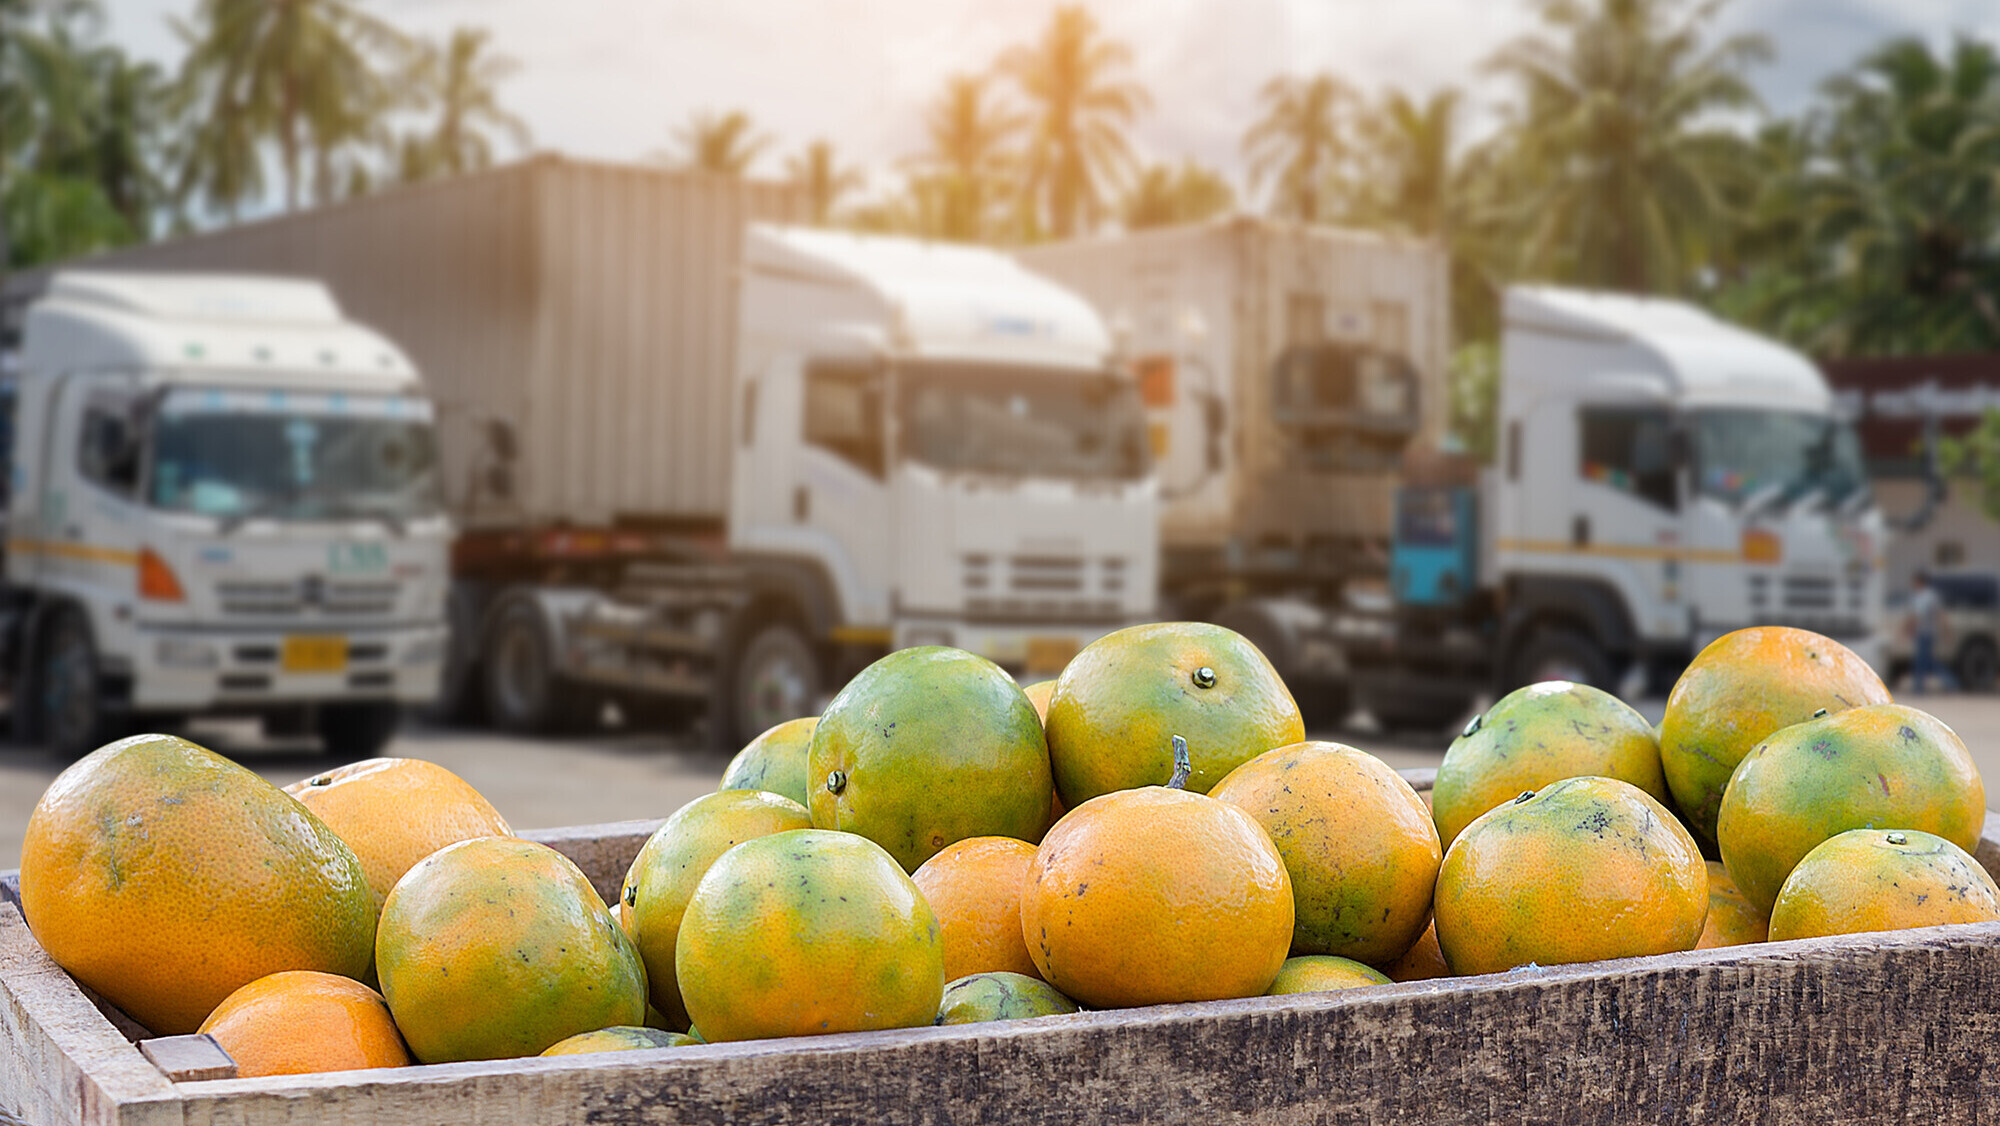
[486,419,518,463]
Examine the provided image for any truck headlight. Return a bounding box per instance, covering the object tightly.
[402,633,448,667]
[155,638,219,669]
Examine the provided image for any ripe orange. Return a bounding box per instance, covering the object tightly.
[1022,680,1056,723]
[1264,955,1392,994]
[198,970,410,1077]
[718,717,818,808]
[1020,786,1293,1009]
[19,733,375,1034]
[1044,622,1304,806]
[618,789,813,1029]
[1696,862,1768,949]
[677,829,943,1042]
[1209,742,1440,963]
[285,757,512,911]
[1769,829,2000,940]
[935,971,1079,1024]
[1434,777,1707,976]
[540,1027,696,1055]
[1716,704,1984,915]
[1432,681,1668,849]
[375,836,647,1062]
[911,836,1042,982]
[1660,627,1890,843]
[810,647,1053,871]
[1381,922,1450,982]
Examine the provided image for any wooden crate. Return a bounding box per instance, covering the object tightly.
[7,771,2000,1126]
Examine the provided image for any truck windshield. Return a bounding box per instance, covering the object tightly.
[897,363,1148,481]
[146,388,441,521]
[1691,408,1869,508]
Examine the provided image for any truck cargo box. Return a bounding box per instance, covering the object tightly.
[1,156,805,531]
[1019,219,1449,587]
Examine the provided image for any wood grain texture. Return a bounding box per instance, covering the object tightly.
[139,1036,236,1083]
[10,772,2000,1126]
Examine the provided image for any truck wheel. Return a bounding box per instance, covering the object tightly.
[1366,688,1475,737]
[1955,638,1998,693]
[1510,628,1614,692]
[38,608,113,758]
[317,702,403,758]
[483,597,580,733]
[722,620,821,752]
[428,585,489,725]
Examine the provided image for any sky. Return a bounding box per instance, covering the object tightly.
[103,0,2000,198]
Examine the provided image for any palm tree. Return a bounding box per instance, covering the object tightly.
[661,109,770,177]
[1357,87,1461,239]
[172,0,413,212]
[906,73,1020,241]
[785,139,864,225]
[399,26,531,183]
[1122,160,1234,229]
[996,5,1150,239]
[1479,0,1769,292]
[1242,73,1353,223]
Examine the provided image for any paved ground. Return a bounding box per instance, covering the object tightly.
[4,692,1999,871]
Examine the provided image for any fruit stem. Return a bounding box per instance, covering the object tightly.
[1167,735,1192,790]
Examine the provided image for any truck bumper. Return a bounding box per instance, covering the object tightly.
[894,618,1140,680]
[124,622,448,711]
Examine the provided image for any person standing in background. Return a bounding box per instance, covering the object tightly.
[1909,570,1943,694]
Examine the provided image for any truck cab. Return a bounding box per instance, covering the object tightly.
[726,226,1159,736]
[8,272,450,755]
[1375,287,1885,720]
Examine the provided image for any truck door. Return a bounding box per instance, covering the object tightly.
[795,359,895,618]
[1572,400,1682,644]
[33,372,148,607]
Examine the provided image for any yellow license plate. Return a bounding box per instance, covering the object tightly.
[282,635,348,674]
[1025,636,1079,676]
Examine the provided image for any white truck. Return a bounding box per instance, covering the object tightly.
[0,271,450,756]
[19,157,1158,748]
[1024,225,1887,727]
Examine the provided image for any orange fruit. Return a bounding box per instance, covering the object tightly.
[540,1026,696,1055]
[18,733,375,1034]
[935,971,1080,1024]
[618,789,813,1029]
[1021,786,1293,1008]
[1380,922,1450,982]
[1697,862,1768,949]
[1209,742,1440,963]
[1264,955,1392,994]
[1045,621,1304,806]
[810,647,1053,871]
[911,836,1042,982]
[1433,681,1668,849]
[375,836,647,1062]
[1434,777,1707,976]
[1022,680,1056,723]
[1660,627,1890,843]
[285,757,512,911]
[677,829,943,1042]
[1769,829,2000,940]
[718,717,818,808]
[198,970,409,1077]
[1716,704,1984,916]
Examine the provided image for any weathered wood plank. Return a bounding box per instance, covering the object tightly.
[0,898,184,1126]
[166,923,2000,1126]
[140,1035,236,1083]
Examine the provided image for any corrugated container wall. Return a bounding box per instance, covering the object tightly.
[4,156,806,529]
[1020,220,1449,558]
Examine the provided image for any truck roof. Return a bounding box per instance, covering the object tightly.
[1504,286,1829,410]
[22,270,419,389]
[745,225,1111,368]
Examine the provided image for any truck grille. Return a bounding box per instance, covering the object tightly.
[216,579,399,618]
[959,554,1133,624]
[1782,575,1836,611]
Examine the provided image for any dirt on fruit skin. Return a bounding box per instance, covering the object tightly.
[540,1026,697,1055]
[19,733,376,1035]
[1768,828,2000,940]
[935,971,1079,1024]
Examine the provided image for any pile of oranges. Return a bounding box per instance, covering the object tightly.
[12,622,1997,1078]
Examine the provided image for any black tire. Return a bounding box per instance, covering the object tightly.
[1206,602,1349,729]
[1508,628,1614,692]
[1955,638,1999,693]
[37,607,115,758]
[718,618,821,752]
[316,702,403,759]
[481,596,583,733]
[1366,687,1476,736]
